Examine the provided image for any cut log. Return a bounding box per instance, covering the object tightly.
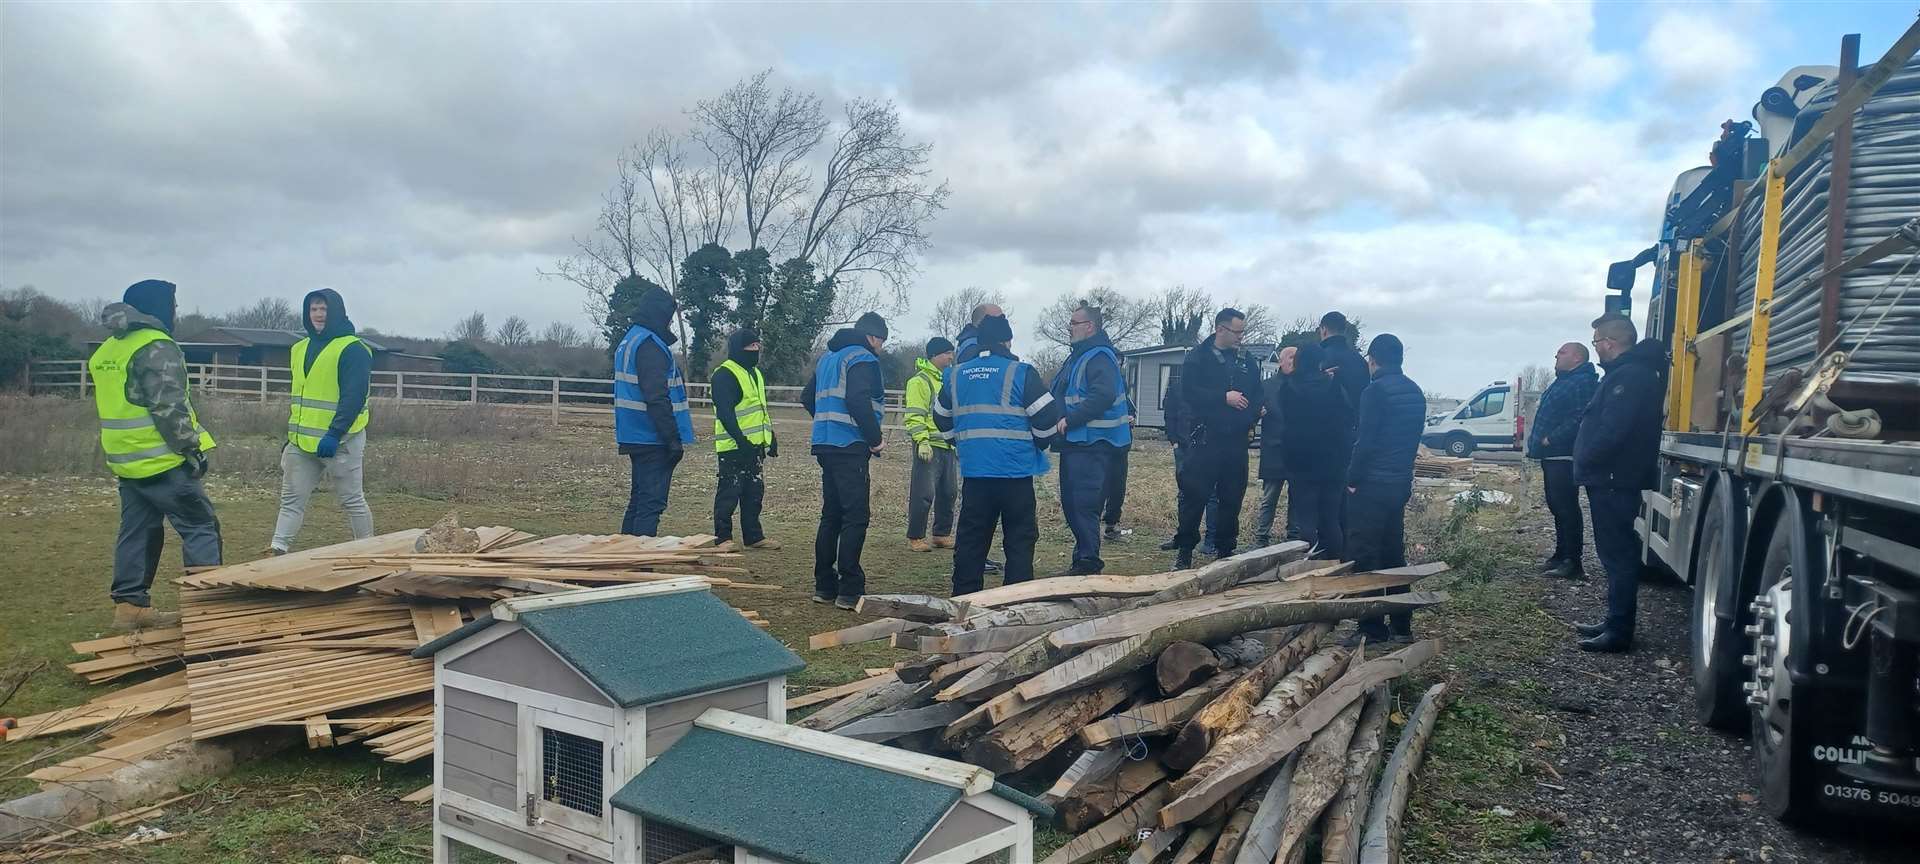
[833,701,974,742]
[808,617,915,650]
[794,679,930,731]
[1239,557,1349,586]
[954,572,1196,607]
[936,632,1060,701]
[1042,781,1171,864]
[1318,686,1391,864]
[1206,766,1278,864]
[1273,690,1370,863]
[1047,580,1439,654]
[1162,625,1330,770]
[1079,669,1239,748]
[856,594,967,622]
[1136,542,1309,608]
[1055,754,1169,833]
[1130,824,1186,864]
[1156,641,1221,695]
[1211,625,1309,668]
[1357,683,1449,864]
[927,652,1001,690]
[1045,748,1127,804]
[1233,753,1298,864]
[1170,646,1352,797]
[1169,819,1222,864]
[966,677,1142,774]
[786,673,894,711]
[893,654,953,684]
[1158,641,1440,827]
[896,622,1066,654]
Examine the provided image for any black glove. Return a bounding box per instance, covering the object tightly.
[184,450,210,480]
[666,440,684,467]
[766,438,779,458]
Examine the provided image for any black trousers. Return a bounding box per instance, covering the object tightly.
[1349,481,1413,638]
[113,465,223,606]
[1174,444,1249,555]
[622,447,677,536]
[1587,486,1643,638]
[813,451,872,599]
[1102,448,1128,527]
[952,477,1039,596]
[1541,459,1584,564]
[1058,450,1110,571]
[713,448,766,545]
[1288,477,1346,560]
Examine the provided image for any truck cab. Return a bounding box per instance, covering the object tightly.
[1422,381,1518,457]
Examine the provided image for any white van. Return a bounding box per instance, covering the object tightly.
[1422,380,1523,457]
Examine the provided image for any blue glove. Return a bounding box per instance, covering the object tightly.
[316,433,341,459]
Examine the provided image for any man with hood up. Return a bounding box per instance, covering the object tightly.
[1049,302,1130,576]
[89,279,223,630]
[904,336,958,552]
[614,283,694,537]
[271,289,375,553]
[802,312,890,608]
[710,328,780,552]
[1571,315,1667,653]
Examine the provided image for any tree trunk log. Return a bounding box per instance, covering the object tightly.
[1273,690,1370,863]
[1129,824,1186,864]
[1046,582,1441,655]
[1079,669,1240,748]
[1162,626,1330,770]
[832,700,974,742]
[893,653,954,683]
[794,679,930,731]
[1317,685,1391,864]
[1134,542,1309,608]
[1045,748,1127,804]
[856,594,967,622]
[1042,781,1171,864]
[807,617,915,649]
[927,651,1000,690]
[1156,641,1222,695]
[966,677,1142,774]
[1168,646,1351,797]
[1206,765,1279,864]
[936,631,1063,701]
[1169,819,1222,864]
[1357,682,1448,864]
[1055,753,1168,833]
[1232,753,1298,864]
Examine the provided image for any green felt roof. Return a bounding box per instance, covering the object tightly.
[513,591,802,708]
[611,726,965,864]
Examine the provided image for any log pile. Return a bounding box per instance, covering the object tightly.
[25,523,753,789]
[1412,454,1475,479]
[801,543,1453,864]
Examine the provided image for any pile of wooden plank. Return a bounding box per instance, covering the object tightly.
[1413,454,1475,479]
[801,543,1454,864]
[24,527,755,789]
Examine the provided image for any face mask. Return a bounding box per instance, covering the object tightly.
[738,349,760,368]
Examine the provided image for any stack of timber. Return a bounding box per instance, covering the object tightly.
[1412,454,1475,480]
[33,526,755,789]
[802,543,1455,863]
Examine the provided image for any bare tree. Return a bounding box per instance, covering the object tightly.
[928,287,1008,338]
[790,99,949,306]
[1036,287,1160,351]
[448,311,488,343]
[224,297,300,330]
[1517,363,1554,396]
[540,321,583,347]
[496,315,533,347]
[693,70,826,253]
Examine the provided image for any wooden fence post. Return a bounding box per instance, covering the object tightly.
[395,370,405,402]
[81,361,89,397]
[469,375,479,404]
[259,366,268,402]
[551,378,561,426]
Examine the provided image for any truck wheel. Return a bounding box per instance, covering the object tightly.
[1691,489,1746,730]
[1751,514,1816,824]
[1444,434,1474,458]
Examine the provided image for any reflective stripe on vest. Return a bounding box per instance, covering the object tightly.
[1055,345,1134,447]
[288,336,371,452]
[811,345,883,447]
[613,325,695,445]
[713,359,773,453]
[949,353,1051,479]
[89,328,217,479]
[903,366,952,451]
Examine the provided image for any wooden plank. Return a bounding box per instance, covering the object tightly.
[1045,748,1127,804]
[1041,781,1170,864]
[305,714,334,749]
[1055,755,1168,834]
[27,719,193,783]
[1047,576,1434,654]
[1078,669,1240,748]
[894,622,1067,655]
[786,674,893,711]
[965,677,1142,774]
[793,678,927,732]
[834,701,974,742]
[953,572,1194,607]
[808,617,916,650]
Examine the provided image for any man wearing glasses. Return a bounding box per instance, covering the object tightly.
[1050,303,1131,576]
[1170,308,1262,569]
[1571,314,1667,653]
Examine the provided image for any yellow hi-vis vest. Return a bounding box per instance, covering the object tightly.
[288,335,371,452]
[89,328,217,479]
[713,359,772,453]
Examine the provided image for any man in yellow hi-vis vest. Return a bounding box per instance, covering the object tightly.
[89,280,223,631]
[270,289,374,554]
[904,336,957,552]
[710,329,781,552]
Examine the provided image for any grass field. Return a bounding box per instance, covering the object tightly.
[0,394,1563,863]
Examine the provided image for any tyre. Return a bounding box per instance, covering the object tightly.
[1691,488,1747,730]
[1444,433,1474,458]
[1751,511,1817,824]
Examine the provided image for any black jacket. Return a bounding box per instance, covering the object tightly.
[1180,335,1262,447]
[300,288,372,440]
[1258,374,1287,480]
[620,284,683,454]
[1281,344,1348,483]
[1347,367,1426,487]
[1574,339,1667,489]
[1526,362,1599,460]
[801,327,885,453]
[712,330,774,455]
[1320,335,1369,437]
[1051,330,1123,452]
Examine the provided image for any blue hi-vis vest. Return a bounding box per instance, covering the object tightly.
[948,353,1051,478]
[613,325,694,446]
[955,331,978,361]
[1055,345,1133,448]
[811,344,883,447]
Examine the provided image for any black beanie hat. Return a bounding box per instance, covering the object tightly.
[925,336,954,358]
[1367,333,1405,368]
[855,312,889,341]
[978,314,1014,346]
[123,279,178,332]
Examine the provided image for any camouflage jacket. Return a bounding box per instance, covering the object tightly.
[100,303,202,454]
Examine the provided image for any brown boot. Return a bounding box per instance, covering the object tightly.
[112,602,181,632]
[930,535,955,549]
[711,540,738,553]
[908,538,932,553]
[746,538,783,551]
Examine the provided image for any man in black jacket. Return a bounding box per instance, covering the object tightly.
[1252,347,1293,547]
[1319,311,1370,439]
[1284,342,1346,559]
[1171,309,1262,568]
[711,328,780,552]
[1572,315,1667,652]
[1345,334,1426,642]
[1051,304,1129,576]
[801,313,889,608]
[1527,342,1600,578]
[1158,372,1218,554]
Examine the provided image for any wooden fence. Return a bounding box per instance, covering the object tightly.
[23,359,915,429]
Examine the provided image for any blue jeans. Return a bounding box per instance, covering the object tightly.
[1058,449,1110,571]
[1586,486,1643,638]
[622,447,677,536]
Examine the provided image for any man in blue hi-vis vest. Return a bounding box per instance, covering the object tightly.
[934,314,1064,596]
[801,312,890,609]
[613,283,694,537]
[1049,302,1131,578]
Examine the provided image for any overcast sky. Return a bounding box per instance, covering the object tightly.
[1,1,1907,396]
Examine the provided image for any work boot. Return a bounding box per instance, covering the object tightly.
[1159,538,1180,551]
[111,603,180,632]
[1573,621,1608,638]
[908,538,933,553]
[1539,556,1564,573]
[1545,560,1584,580]
[1051,562,1100,579]
[834,596,859,611]
[1174,548,1194,570]
[262,546,287,558]
[811,593,833,605]
[930,535,955,549]
[747,538,783,551]
[1103,524,1127,541]
[1578,631,1632,653]
[984,559,1002,573]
